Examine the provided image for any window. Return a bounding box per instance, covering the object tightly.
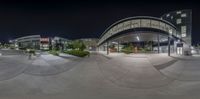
[167,14,170,17]
[181,13,187,17]
[169,29,173,35]
[141,19,150,27]
[117,23,123,32]
[123,21,131,30]
[181,26,187,37]
[171,16,173,19]
[176,11,181,14]
[131,20,140,28]
[176,19,182,24]
[159,22,165,31]
[151,20,159,29]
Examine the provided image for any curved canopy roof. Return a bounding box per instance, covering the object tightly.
[98,16,177,46]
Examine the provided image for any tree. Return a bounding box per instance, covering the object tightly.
[65,42,74,50]
[66,40,86,51]
[121,43,134,54]
[80,42,86,51]
[197,44,200,49]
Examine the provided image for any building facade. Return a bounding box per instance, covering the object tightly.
[13,35,41,50]
[161,10,192,54]
[98,10,192,55]
[51,36,70,51]
[12,35,69,51]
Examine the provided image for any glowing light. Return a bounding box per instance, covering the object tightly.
[112,42,117,44]
[136,36,140,41]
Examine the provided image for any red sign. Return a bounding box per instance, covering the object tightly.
[40,38,49,42]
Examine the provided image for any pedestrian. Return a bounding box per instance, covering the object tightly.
[28,52,32,60]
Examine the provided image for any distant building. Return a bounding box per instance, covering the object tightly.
[76,38,99,51]
[51,36,70,51]
[13,35,41,50]
[161,10,192,54]
[12,35,69,51]
[40,37,51,50]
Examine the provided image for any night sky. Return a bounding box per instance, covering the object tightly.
[0,0,199,45]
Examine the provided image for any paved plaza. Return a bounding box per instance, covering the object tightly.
[0,50,200,99]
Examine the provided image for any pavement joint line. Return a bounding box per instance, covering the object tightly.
[153,59,178,70]
[23,57,83,76]
[95,54,176,89]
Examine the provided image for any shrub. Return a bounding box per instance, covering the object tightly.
[65,40,86,51]
[121,43,134,54]
[49,50,59,56]
[121,49,133,54]
[64,50,89,57]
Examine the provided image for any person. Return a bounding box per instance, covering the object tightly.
[28,53,31,60]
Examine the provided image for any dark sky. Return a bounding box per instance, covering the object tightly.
[0,0,199,45]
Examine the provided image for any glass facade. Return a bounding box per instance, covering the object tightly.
[15,35,41,49]
[98,17,176,45]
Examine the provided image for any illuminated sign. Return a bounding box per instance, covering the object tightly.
[40,38,49,42]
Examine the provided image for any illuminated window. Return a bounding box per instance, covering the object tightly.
[176,19,182,24]
[123,21,131,30]
[131,20,140,28]
[181,13,187,17]
[141,19,150,27]
[176,11,181,14]
[159,22,165,30]
[181,26,187,37]
[171,16,173,19]
[169,29,172,35]
[151,20,159,29]
[167,14,170,17]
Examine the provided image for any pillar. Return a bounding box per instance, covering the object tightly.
[107,41,109,55]
[117,41,120,53]
[157,34,160,53]
[168,37,171,56]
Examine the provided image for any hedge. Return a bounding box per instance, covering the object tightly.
[64,50,89,57]
[49,50,59,56]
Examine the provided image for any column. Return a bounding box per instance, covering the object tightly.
[168,37,171,56]
[117,41,120,53]
[107,41,109,55]
[157,34,160,53]
[151,41,153,51]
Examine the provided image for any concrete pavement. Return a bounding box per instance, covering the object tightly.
[1,50,200,99]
